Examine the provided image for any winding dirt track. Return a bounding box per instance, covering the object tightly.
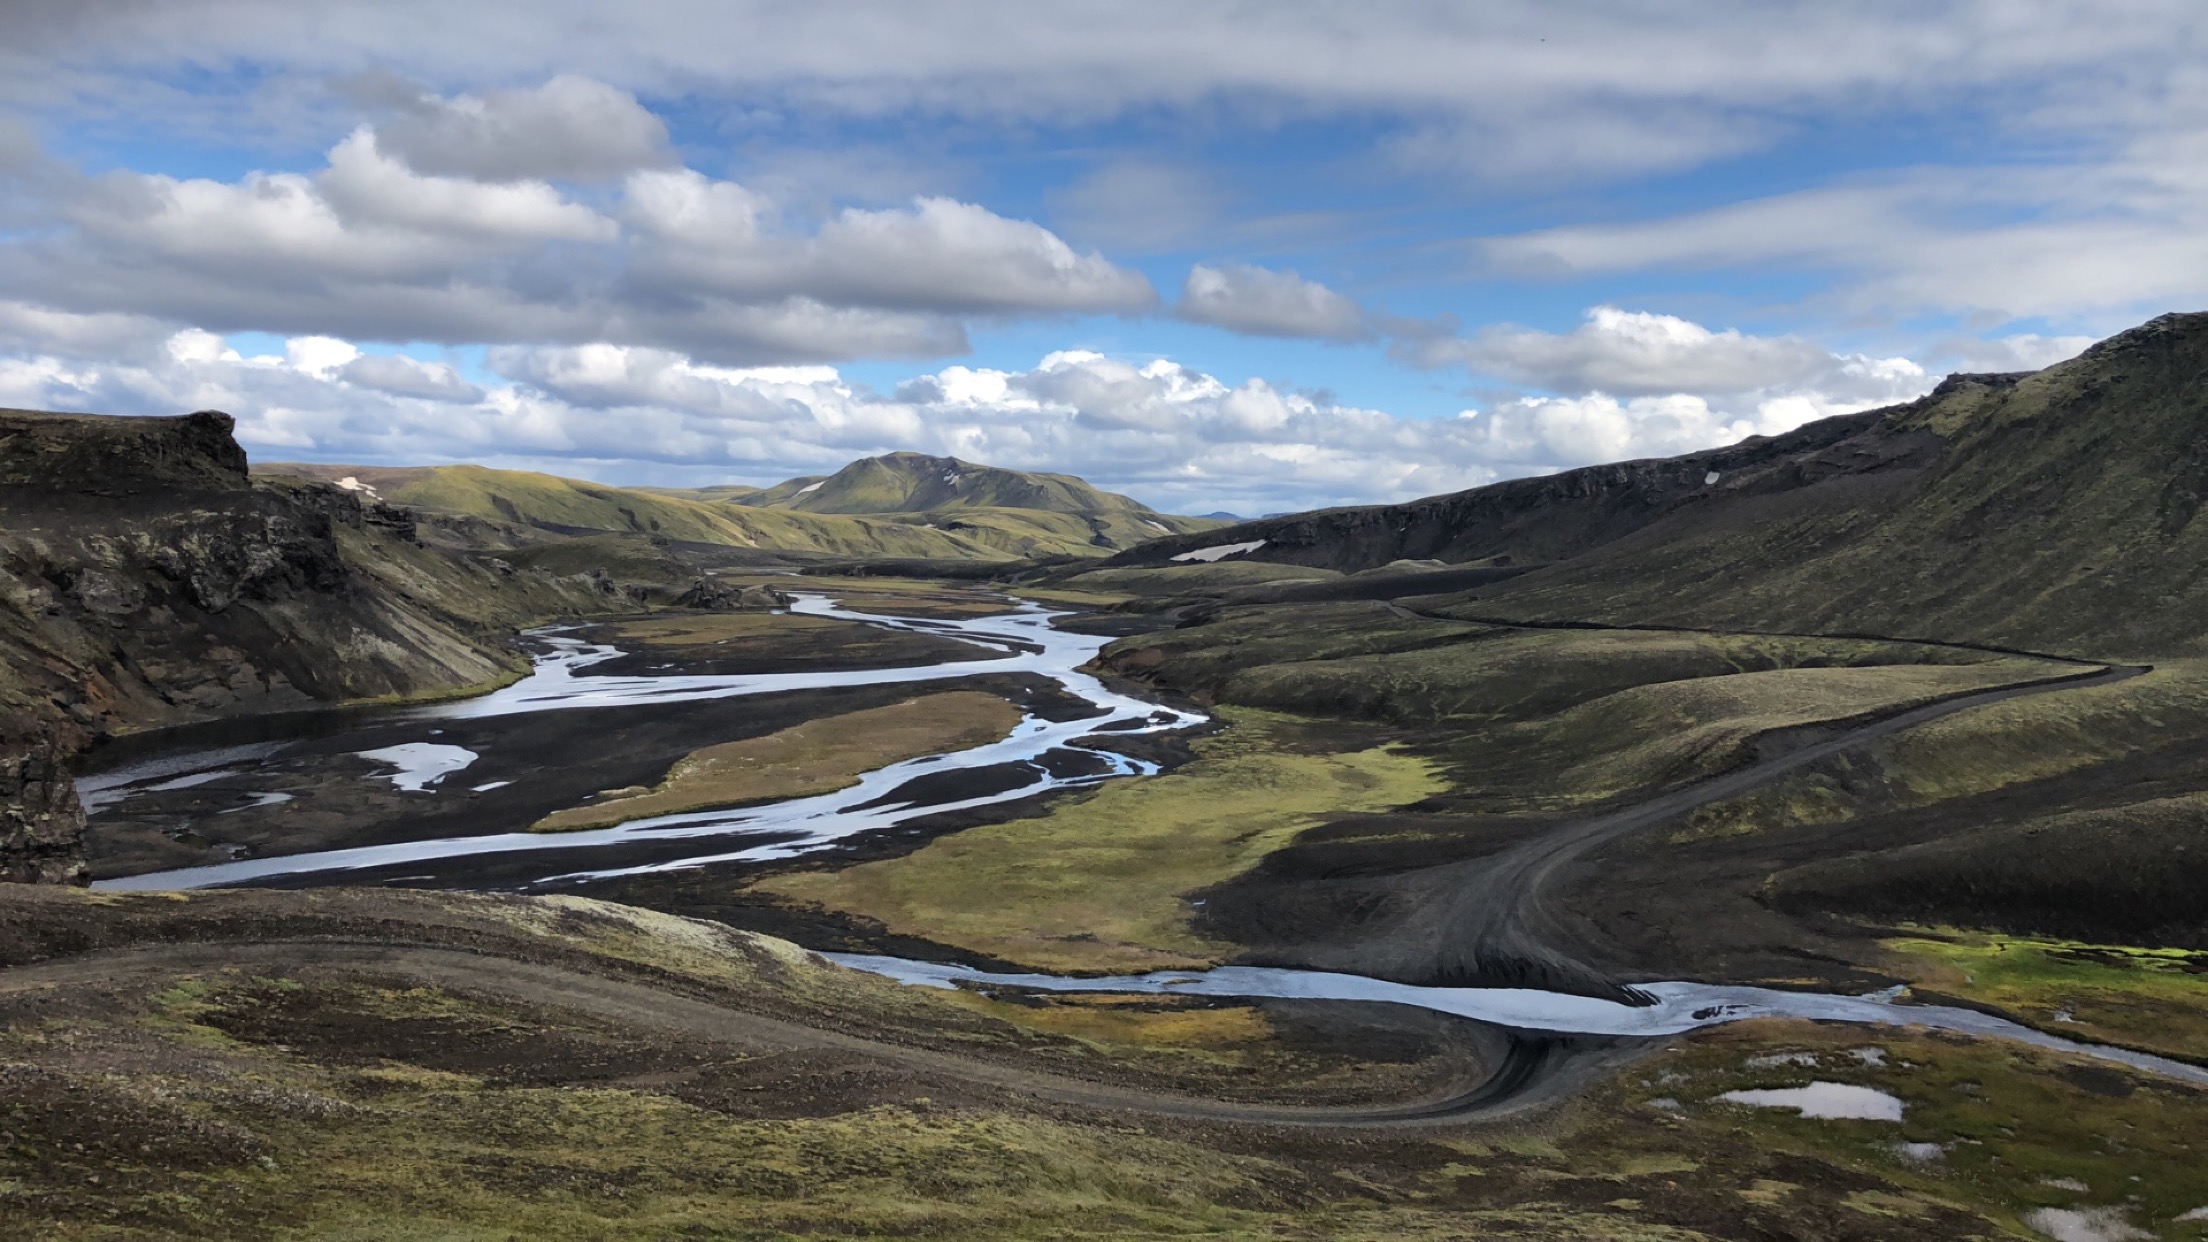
[21,614,2148,1129]
[0,939,1637,1130]
[1342,603,2149,997]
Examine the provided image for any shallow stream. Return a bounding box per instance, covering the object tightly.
[92,595,1200,890]
[82,594,2208,1090]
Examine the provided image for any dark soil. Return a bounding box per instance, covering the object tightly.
[85,670,1095,882]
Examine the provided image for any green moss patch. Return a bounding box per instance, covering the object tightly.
[758,708,1445,972]
[1880,929,2208,1063]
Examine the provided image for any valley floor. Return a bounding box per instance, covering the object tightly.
[15,572,2208,1240]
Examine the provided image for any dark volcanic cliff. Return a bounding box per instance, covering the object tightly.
[0,409,626,882]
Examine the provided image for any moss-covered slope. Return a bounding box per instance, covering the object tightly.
[741,451,1149,515]
[1110,312,2208,657]
[270,457,1226,558]
[270,462,1016,560]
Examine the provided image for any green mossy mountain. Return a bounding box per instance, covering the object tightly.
[267,463,1014,560]
[1110,311,2208,658]
[271,454,1222,559]
[738,451,1153,515]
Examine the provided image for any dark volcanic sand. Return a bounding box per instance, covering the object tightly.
[85,671,1097,881]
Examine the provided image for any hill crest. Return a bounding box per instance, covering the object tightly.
[738,452,1157,516]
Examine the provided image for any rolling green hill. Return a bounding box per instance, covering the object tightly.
[269,455,1223,560]
[267,463,1003,559]
[735,451,1156,515]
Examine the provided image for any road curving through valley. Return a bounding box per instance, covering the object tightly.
[76,590,2174,1121]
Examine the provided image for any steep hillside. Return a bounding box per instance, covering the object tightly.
[275,456,1224,558]
[0,411,659,882]
[1113,312,2208,658]
[268,463,1012,560]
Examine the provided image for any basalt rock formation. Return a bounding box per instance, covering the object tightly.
[0,408,630,882]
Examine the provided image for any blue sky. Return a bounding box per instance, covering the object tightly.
[0,2,2199,512]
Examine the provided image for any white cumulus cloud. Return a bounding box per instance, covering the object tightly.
[0,305,1979,515]
[0,104,1154,366]
[372,75,673,183]
[1399,306,1927,405]
[1176,264,1367,341]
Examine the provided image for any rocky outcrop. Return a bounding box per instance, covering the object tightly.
[674,577,792,611]
[0,708,88,884]
[0,408,249,494]
[0,408,637,883]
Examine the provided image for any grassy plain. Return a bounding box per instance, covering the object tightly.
[1106,610,2072,812]
[1606,1019,2208,1241]
[9,887,2207,1239]
[1454,657,2072,812]
[594,612,835,645]
[1879,929,2208,1063]
[1873,658,2208,803]
[757,709,1445,972]
[786,575,1028,616]
[1058,561,1342,596]
[1669,658,2208,846]
[1642,662,2208,952]
[533,692,1023,833]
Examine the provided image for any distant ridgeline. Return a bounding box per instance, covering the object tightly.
[1111,311,2208,659]
[265,452,1225,561]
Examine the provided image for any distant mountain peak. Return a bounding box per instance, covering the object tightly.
[741,451,1159,517]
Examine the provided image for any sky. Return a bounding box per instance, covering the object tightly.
[0,2,2202,515]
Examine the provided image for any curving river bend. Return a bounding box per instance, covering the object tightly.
[82,594,2208,1094]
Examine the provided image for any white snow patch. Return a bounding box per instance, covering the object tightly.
[795,481,825,495]
[2177,1207,2208,1222]
[1717,1082,1904,1121]
[1170,540,1267,563]
[471,781,513,793]
[1852,1046,1888,1066]
[2023,1206,2151,1241]
[357,743,478,793]
[334,475,380,499]
[1893,1141,1944,1163]
[1703,470,1721,485]
[146,768,246,794]
[1745,1051,1819,1069]
[220,792,294,814]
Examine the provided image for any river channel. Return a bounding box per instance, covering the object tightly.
[80,593,2208,1092]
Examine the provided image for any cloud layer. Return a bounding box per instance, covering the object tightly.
[0,304,1966,513]
[0,85,1153,366]
[1177,264,1367,341]
[8,2,2196,187]
[0,6,2182,514]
